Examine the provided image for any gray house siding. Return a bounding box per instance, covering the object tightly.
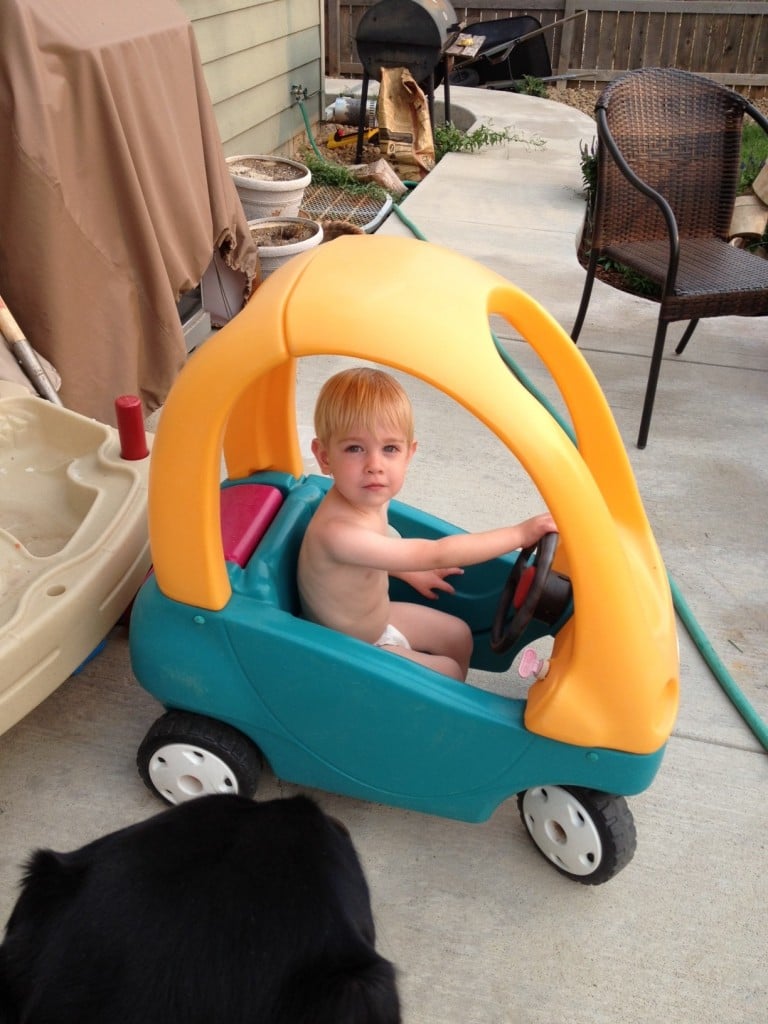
[179,0,323,156]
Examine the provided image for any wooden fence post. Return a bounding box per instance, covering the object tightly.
[557,0,579,89]
[325,0,340,77]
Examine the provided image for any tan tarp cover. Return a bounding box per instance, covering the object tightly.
[0,0,258,424]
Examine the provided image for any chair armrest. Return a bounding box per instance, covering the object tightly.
[742,98,768,136]
[596,107,681,293]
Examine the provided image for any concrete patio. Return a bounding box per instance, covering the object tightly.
[1,84,765,1023]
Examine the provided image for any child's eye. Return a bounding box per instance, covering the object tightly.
[383,445,401,454]
[344,444,363,453]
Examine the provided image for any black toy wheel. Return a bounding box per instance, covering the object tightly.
[517,785,637,884]
[137,710,262,805]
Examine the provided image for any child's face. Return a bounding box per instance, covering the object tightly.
[312,419,417,507]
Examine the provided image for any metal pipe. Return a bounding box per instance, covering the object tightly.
[0,293,64,405]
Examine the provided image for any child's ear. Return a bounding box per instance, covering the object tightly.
[311,437,332,474]
[408,440,418,461]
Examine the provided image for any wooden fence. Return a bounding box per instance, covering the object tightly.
[324,0,768,97]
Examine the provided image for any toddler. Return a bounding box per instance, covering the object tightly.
[298,367,556,681]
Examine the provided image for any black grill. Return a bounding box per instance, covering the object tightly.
[355,0,459,84]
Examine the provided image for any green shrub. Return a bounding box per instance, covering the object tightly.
[739,122,768,195]
[579,138,597,204]
[433,120,545,163]
[518,76,549,98]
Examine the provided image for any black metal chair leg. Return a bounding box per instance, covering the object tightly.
[571,257,598,343]
[674,318,699,355]
[637,319,669,449]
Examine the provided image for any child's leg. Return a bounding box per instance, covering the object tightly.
[377,643,465,680]
[386,602,473,681]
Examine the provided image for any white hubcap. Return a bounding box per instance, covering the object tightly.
[148,743,239,804]
[521,786,602,876]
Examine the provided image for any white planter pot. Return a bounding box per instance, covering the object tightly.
[249,218,323,280]
[227,155,311,219]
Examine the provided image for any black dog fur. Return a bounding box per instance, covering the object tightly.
[0,794,400,1024]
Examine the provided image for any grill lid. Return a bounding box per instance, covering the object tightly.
[356,0,459,82]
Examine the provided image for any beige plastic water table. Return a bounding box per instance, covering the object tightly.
[0,383,152,735]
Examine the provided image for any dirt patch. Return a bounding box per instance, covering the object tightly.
[250,220,318,246]
[229,157,307,182]
[546,86,600,117]
[308,124,382,167]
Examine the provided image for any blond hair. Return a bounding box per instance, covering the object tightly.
[314,367,414,445]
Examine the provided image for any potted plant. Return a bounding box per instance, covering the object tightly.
[227,155,312,220]
[248,217,323,280]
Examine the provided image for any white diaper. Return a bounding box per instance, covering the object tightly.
[374,624,411,650]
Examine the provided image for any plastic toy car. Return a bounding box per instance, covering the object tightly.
[129,236,679,884]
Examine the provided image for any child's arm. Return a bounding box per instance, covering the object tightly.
[391,566,464,599]
[321,513,557,574]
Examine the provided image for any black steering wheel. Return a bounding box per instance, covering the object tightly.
[490,533,568,654]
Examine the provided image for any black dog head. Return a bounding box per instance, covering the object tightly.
[0,795,400,1024]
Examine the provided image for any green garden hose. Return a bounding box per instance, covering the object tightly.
[295,95,325,160]
[670,580,768,748]
[391,201,768,751]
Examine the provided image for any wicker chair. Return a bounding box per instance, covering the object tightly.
[571,67,768,448]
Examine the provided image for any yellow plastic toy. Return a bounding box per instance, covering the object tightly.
[130,235,678,884]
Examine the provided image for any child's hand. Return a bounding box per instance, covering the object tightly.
[394,567,464,599]
[517,513,557,549]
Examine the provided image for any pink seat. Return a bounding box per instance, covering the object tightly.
[220,484,284,567]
